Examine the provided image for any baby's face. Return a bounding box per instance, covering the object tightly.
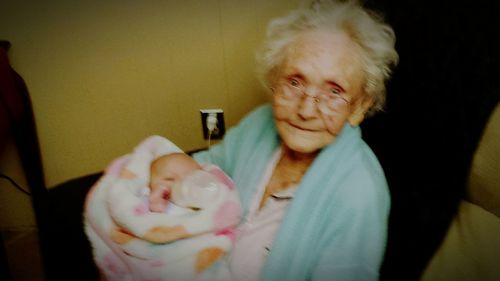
[149,153,201,212]
[150,153,202,191]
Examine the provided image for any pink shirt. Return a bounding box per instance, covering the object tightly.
[229,148,297,281]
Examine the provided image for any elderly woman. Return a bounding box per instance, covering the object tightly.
[194,1,398,280]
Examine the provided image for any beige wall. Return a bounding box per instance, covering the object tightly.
[0,0,303,192]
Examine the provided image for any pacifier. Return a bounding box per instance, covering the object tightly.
[170,170,223,210]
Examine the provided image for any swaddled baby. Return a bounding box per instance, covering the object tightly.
[84,136,241,281]
[148,153,220,214]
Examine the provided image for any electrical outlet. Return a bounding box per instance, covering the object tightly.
[200,109,225,140]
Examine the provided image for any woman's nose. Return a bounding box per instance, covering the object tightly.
[297,93,318,120]
[298,88,319,120]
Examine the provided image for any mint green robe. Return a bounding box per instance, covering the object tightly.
[194,104,390,281]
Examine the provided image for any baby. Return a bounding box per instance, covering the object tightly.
[148,152,204,213]
[84,136,240,281]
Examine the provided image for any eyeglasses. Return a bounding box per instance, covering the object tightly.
[274,78,351,107]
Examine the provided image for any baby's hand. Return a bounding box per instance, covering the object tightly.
[149,186,171,213]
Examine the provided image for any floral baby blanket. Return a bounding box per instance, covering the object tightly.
[84,136,241,281]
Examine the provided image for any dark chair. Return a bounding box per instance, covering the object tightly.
[42,173,102,280]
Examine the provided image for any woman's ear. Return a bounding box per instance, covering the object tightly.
[347,95,374,126]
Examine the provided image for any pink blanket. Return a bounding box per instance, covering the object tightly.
[84,136,241,281]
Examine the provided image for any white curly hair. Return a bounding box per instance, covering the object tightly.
[256,0,399,115]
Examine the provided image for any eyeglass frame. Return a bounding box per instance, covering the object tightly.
[272,77,352,106]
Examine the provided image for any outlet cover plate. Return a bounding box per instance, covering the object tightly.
[200,109,225,140]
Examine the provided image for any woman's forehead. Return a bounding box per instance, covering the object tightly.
[280,30,364,88]
[285,30,361,67]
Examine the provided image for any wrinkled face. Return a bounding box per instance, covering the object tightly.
[272,30,368,154]
[150,153,202,193]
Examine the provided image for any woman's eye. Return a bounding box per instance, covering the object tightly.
[329,88,341,95]
[289,79,300,87]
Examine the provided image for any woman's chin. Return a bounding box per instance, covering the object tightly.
[282,135,335,155]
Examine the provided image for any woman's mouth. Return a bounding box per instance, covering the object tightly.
[288,122,319,132]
